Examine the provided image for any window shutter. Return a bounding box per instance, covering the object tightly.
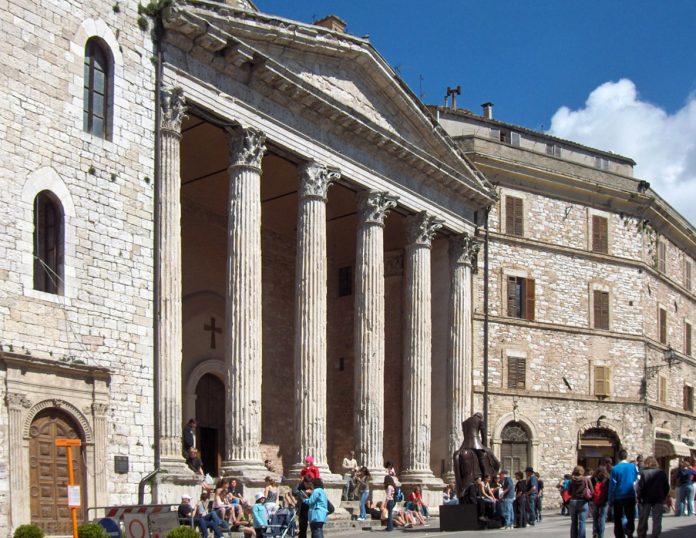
[594,366,609,396]
[510,132,521,146]
[659,308,667,344]
[524,278,535,321]
[686,322,692,356]
[507,276,518,317]
[686,261,692,291]
[508,357,526,389]
[659,377,667,404]
[658,242,666,273]
[505,197,514,235]
[592,216,608,253]
[513,197,524,236]
[593,290,609,330]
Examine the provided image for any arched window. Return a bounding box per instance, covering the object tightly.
[501,421,530,474]
[83,38,111,138]
[33,191,64,294]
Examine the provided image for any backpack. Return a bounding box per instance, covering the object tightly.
[327,500,335,515]
[394,487,404,502]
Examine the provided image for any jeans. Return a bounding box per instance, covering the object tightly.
[310,521,324,538]
[386,499,395,531]
[203,511,225,538]
[675,483,694,516]
[592,503,608,538]
[527,494,538,524]
[570,499,589,538]
[499,498,514,527]
[359,490,369,519]
[612,498,636,538]
[536,495,543,521]
[637,502,664,538]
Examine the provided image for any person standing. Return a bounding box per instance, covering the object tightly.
[591,466,610,538]
[536,472,545,522]
[384,475,396,531]
[300,456,321,481]
[524,466,539,525]
[293,476,314,538]
[608,449,638,538]
[636,456,670,538]
[355,467,371,521]
[342,450,359,500]
[568,466,592,538]
[674,458,696,516]
[498,470,515,530]
[304,478,329,538]
[183,418,197,455]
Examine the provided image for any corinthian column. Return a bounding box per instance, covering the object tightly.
[444,232,479,482]
[157,88,186,467]
[354,191,398,476]
[291,162,341,479]
[221,126,267,480]
[401,211,444,487]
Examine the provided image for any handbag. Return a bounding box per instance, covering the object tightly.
[583,478,593,500]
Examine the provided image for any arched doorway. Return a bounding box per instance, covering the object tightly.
[500,421,530,474]
[29,409,85,535]
[577,427,620,470]
[196,373,225,476]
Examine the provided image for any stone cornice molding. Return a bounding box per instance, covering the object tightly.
[298,162,340,201]
[0,352,111,381]
[161,5,496,208]
[449,232,480,270]
[161,87,187,134]
[226,126,267,170]
[357,190,399,227]
[406,211,443,248]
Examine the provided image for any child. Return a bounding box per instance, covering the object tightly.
[252,492,268,537]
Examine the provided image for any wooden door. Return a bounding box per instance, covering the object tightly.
[29,409,84,535]
[196,373,225,476]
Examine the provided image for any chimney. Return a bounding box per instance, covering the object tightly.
[314,15,347,33]
[481,102,494,120]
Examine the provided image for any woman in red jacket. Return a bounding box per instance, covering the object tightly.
[591,466,609,538]
[300,455,321,480]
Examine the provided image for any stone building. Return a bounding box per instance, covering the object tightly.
[1,0,694,535]
[434,104,696,483]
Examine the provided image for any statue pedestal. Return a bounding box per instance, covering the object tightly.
[439,504,479,531]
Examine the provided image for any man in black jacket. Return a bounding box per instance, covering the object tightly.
[636,456,670,538]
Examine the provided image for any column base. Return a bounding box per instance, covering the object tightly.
[151,463,206,505]
[220,460,270,488]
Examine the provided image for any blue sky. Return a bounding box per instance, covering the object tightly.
[256,1,696,224]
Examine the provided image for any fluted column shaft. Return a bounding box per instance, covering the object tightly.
[7,393,31,528]
[223,127,266,470]
[92,403,109,506]
[157,88,186,464]
[402,212,443,481]
[354,191,398,473]
[293,162,340,475]
[445,233,479,480]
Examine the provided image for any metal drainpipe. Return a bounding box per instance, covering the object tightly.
[482,206,490,442]
[151,15,164,487]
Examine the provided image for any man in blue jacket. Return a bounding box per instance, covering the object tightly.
[608,449,638,538]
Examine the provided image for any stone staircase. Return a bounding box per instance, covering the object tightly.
[325,501,383,532]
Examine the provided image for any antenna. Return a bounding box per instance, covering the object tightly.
[419,75,425,100]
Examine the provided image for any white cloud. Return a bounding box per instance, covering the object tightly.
[548,79,696,227]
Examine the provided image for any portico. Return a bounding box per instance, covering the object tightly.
[153,1,495,503]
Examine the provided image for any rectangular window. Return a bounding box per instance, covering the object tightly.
[505,196,524,236]
[595,157,609,171]
[658,376,667,405]
[546,144,561,158]
[593,290,610,330]
[507,356,526,389]
[684,385,694,412]
[594,365,610,397]
[685,260,692,291]
[506,276,535,321]
[338,266,352,297]
[657,242,667,273]
[659,307,667,344]
[686,321,692,357]
[592,216,608,254]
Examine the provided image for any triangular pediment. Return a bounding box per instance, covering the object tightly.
[162,2,495,204]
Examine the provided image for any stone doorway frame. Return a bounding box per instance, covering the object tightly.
[490,412,539,472]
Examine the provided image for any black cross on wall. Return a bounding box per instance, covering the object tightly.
[204,316,222,349]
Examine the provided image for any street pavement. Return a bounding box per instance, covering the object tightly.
[332,513,696,538]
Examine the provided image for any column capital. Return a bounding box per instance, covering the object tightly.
[160,87,187,134]
[298,162,340,201]
[227,126,267,170]
[357,190,399,227]
[406,211,444,247]
[449,232,481,270]
[6,392,31,410]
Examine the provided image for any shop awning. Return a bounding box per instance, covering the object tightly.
[654,439,692,458]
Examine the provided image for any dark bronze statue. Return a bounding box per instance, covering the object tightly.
[453,412,500,502]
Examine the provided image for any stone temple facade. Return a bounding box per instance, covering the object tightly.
[0,0,694,535]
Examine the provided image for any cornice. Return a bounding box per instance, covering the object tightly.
[0,352,111,381]
[161,3,496,208]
